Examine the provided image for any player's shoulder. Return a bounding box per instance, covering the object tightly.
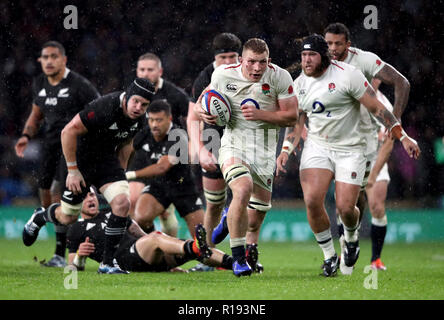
[330,60,359,75]
[349,46,383,65]
[32,73,46,87]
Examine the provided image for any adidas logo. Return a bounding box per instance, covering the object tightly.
[86,223,96,231]
[38,89,46,97]
[109,123,118,130]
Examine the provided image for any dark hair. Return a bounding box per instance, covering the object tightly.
[147,99,171,115]
[324,23,351,42]
[138,52,162,67]
[41,41,66,56]
[243,38,269,55]
[212,33,242,55]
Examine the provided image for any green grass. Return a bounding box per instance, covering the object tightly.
[0,239,443,300]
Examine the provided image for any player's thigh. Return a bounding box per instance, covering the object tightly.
[135,192,165,222]
[129,181,145,202]
[335,181,361,213]
[135,233,165,265]
[300,168,334,205]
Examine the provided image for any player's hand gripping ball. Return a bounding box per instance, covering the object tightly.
[201,89,232,126]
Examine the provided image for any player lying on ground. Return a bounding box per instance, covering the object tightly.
[68,189,233,272]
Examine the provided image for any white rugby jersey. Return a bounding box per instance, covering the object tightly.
[294,60,369,152]
[211,62,295,157]
[344,47,387,154]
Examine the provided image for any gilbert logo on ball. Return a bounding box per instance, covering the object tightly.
[202,89,232,126]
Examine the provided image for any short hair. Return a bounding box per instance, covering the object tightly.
[212,33,242,54]
[138,52,162,68]
[147,99,171,115]
[324,23,351,42]
[41,41,66,56]
[243,38,269,55]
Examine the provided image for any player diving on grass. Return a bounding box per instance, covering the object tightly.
[67,188,233,272]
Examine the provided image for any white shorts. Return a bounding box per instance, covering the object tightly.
[300,139,367,186]
[362,151,391,188]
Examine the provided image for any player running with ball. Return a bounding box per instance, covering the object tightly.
[196,38,299,276]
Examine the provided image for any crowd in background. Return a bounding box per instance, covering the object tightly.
[0,0,442,206]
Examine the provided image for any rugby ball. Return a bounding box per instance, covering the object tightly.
[202,89,232,126]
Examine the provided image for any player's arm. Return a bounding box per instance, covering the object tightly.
[359,85,420,159]
[117,139,134,170]
[125,154,176,180]
[61,114,88,194]
[15,104,44,158]
[374,63,410,121]
[68,237,95,271]
[187,101,204,162]
[367,135,394,189]
[241,95,299,127]
[276,111,307,176]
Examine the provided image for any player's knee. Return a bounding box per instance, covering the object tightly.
[370,202,385,218]
[223,163,252,198]
[103,180,130,204]
[304,195,323,212]
[110,194,131,215]
[336,202,355,217]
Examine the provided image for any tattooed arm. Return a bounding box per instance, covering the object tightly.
[359,85,420,159]
[374,63,410,121]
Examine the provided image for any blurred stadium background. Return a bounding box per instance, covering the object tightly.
[0,1,443,243]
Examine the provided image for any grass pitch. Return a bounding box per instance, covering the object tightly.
[0,239,443,300]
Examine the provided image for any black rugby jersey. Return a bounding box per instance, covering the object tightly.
[151,78,189,129]
[78,91,145,159]
[32,69,100,140]
[132,124,196,192]
[66,211,132,263]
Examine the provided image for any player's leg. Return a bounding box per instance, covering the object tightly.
[99,180,132,273]
[246,183,271,273]
[202,175,227,247]
[45,159,68,267]
[300,168,338,276]
[221,159,254,277]
[159,204,179,237]
[134,192,166,233]
[367,177,389,270]
[128,181,145,217]
[135,225,212,267]
[22,188,83,247]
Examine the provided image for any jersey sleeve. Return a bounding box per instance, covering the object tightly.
[172,86,190,118]
[347,68,368,100]
[31,77,40,106]
[275,67,296,100]
[132,127,148,150]
[78,97,114,131]
[77,77,100,108]
[360,50,386,78]
[209,65,225,91]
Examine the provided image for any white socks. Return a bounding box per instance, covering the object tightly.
[314,229,336,260]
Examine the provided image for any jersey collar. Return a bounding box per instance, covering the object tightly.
[63,67,70,79]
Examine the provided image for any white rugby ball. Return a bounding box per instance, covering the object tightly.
[202,89,232,126]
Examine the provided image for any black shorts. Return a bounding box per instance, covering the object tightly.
[142,183,203,218]
[61,154,126,205]
[114,233,191,272]
[38,141,67,189]
[201,164,224,179]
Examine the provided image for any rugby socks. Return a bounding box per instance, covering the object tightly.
[103,213,127,265]
[371,216,387,262]
[54,225,68,258]
[314,229,336,260]
[230,237,246,263]
[336,216,344,238]
[183,240,198,259]
[221,254,234,270]
[35,203,61,227]
[344,221,360,243]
